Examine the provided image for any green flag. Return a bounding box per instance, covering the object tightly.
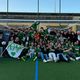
[31,21,40,30]
[6,41,24,58]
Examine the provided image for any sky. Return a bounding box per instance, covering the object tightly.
[0,0,80,13]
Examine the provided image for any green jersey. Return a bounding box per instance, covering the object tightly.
[73,45,80,54]
[17,32,24,41]
[35,48,41,56]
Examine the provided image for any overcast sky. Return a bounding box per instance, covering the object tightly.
[0,0,80,13]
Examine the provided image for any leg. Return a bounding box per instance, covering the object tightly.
[44,54,49,60]
[48,52,58,62]
[40,52,47,62]
[52,53,58,62]
[48,53,53,61]
[59,53,68,62]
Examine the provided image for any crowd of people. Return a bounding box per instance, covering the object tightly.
[1,25,80,63]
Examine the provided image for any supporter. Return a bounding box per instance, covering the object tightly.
[48,46,59,62]
[1,25,80,63]
[63,42,76,61]
[40,45,49,62]
[73,41,80,57]
[54,43,69,62]
[14,37,21,45]
[27,45,35,58]
[34,44,47,62]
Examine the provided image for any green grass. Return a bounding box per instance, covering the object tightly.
[39,61,80,80]
[0,58,80,80]
[0,58,35,80]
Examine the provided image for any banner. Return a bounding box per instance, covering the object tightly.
[31,21,40,30]
[6,41,24,58]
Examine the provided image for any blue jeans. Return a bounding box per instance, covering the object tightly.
[39,52,48,60]
[58,53,68,61]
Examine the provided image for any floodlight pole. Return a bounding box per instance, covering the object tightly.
[37,0,39,18]
[59,0,61,13]
[37,0,39,30]
[7,0,9,26]
[59,0,61,26]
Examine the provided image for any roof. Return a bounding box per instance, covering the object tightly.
[0,12,80,16]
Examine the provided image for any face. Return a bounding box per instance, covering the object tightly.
[64,32,67,35]
[72,32,75,35]
[37,45,40,48]
[15,37,19,42]
[10,37,14,41]
[31,42,34,46]
[61,31,64,34]
[57,43,61,48]
[68,28,72,33]
[74,41,79,45]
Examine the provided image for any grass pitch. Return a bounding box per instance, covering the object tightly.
[0,58,80,80]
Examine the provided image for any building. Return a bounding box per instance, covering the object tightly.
[0,12,80,30]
